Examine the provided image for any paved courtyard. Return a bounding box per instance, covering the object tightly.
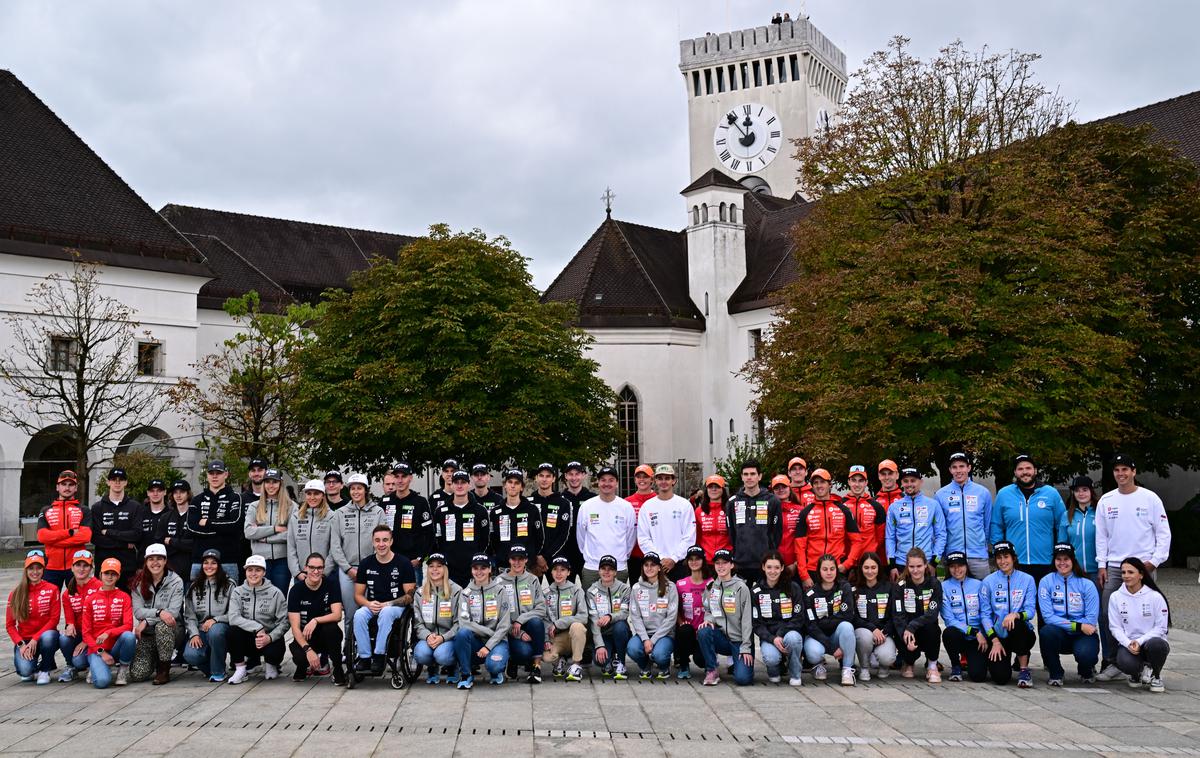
[1,568,1198,757]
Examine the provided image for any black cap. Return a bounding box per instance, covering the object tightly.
[564,461,585,473]
[147,479,165,490]
[426,552,447,565]
[642,551,661,565]
[686,545,706,560]
[993,540,1016,555]
[264,468,283,481]
[712,548,733,562]
[200,549,222,561]
[206,461,227,473]
[249,458,268,469]
[169,479,190,492]
[1112,453,1136,469]
[442,458,459,471]
[1014,454,1035,467]
[451,470,470,483]
[323,470,342,482]
[508,544,529,559]
[471,463,490,475]
[596,466,618,479]
[945,551,968,565]
[503,468,524,483]
[1053,542,1075,557]
[948,452,970,464]
[551,556,571,569]
[107,468,127,480]
[470,553,492,567]
[900,467,921,479]
[392,462,413,476]
[598,554,618,569]
[536,463,556,475]
[1069,475,1094,490]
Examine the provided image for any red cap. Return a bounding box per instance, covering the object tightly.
[787,457,807,470]
[878,459,898,473]
[809,468,832,482]
[770,474,791,488]
[634,464,654,478]
[704,474,726,488]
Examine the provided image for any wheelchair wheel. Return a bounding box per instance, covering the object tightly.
[343,621,357,690]
[396,610,422,685]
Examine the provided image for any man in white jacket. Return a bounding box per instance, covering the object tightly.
[1094,454,1172,681]
[637,465,696,581]
[576,467,636,587]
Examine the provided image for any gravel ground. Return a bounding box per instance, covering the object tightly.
[1159,566,1200,632]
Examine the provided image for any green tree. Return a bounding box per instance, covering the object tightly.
[95,450,184,499]
[292,225,621,475]
[713,435,786,487]
[168,291,321,479]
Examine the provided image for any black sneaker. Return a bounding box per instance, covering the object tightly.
[293,668,307,682]
[332,668,347,686]
[371,654,386,676]
[355,657,373,673]
[506,660,518,680]
[525,666,542,684]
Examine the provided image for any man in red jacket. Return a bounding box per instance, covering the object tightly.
[36,470,92,588]
[841,465,885,570]
[787,457,815,507]
[792,469,860,586]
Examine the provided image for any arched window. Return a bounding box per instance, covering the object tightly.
[701,203,709,223]
[692,205,700,225]
[719,202,727,222]
[616,386,640,497]
[729,204,738,223]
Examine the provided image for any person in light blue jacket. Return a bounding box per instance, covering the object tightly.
[934,453,993,580]
[979,541,1038,688]
[940,551,988,682]
[884,469,946,580]
[1057,477,1098,580]
[1037,543,1100,686]
[989,455,1065,585]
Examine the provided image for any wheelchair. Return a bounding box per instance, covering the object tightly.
[342,606,422,690]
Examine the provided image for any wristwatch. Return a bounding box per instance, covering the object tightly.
[302,645,312,652]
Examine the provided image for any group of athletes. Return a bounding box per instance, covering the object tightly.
[7,451,1174,693]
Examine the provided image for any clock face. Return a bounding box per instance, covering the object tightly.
[713,103,783,174]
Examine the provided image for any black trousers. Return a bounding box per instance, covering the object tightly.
[289,623,343,675]
[897,623,940,666]
[987,623,1036,685]
[942,627,988,682]
[1116,638,1170,678]
[229,626,285,666]
[673,623,705,669]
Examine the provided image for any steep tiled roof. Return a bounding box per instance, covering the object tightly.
[0,69,209,276]
[541,216,704,330]
[160,204,417,305]
[1094,90,1200,166]
[680,168,746,194]
[728,192,813,313]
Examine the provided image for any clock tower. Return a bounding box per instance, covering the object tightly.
[679,18,847,198]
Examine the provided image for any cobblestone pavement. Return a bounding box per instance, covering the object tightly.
[1,567,1197,757]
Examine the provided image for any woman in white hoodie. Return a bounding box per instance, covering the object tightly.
[1108,557,1171,693]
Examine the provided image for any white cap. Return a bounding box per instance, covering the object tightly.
[144,543,167,558]
[346,473,369,487]
[244,555,267,570]
[303,479,325,493]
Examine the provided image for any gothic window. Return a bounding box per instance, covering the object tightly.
[729,204,738,223]
[617,386,640,497]
[701,203,708,223]
[692,205,700,225]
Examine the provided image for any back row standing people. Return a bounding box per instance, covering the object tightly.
[243,468,293,591]
[532,463,574,576]
[92,468,144,589]
[490,469,544,568]
[990,454,1065,585]
[36,469,91,588]
[636,465,696,582]
[725,460,782,585]
[434,470,492,587]
[331,473,387,635]
[885,468,945,580]
[381,462,434,584]
[935,452,994,580]
[576,467,636,586]
[187,461,243,580]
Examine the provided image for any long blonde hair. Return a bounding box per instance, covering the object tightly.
[421,562,452,601]
[9,567,37,623]
[256,485,293,527]
[297,490,329,521]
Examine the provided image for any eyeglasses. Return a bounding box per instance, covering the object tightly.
[305,565,324,572]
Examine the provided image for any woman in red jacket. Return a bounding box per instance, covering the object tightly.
[57,549,102,682]
[694,475,731,561]
[771,475,804,577]
[6,550,61,684]
[82,558,135,688]
[36,470,92,588]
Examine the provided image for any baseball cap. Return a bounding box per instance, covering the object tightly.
[24,549,46,568]
[170,479,191,492]
[303,479,325,493]
[769,474,790,489]
[536,463,557,475]
[945,551,968,565]
[900,467,921,479]
[200,548,221,561]
[1014,454,1035,467]
[145,544,168,559]
[346,473,369,487]
[642,551,661,565]
[147,479,165,490]
[551,556,571,569]
[878,459,898,473]
[323,470,343,482]
[654,464,676,477]
[451,470,470,483]
[108,468,127,480]
[948,452,970,464]
[471,463,490,475]
[810,468,831,481]
[712,548,733,563]
[564,461,585,473]
[426,553,447,565]
[596,466,619,479]
[704,474,726,488]
[392,462,414,476]
[1112,453,1136,469]
[634,464,654,478]
[206,461,227,474]
[1053,542,1076,557]
[848,465,868,479]
[71,549,93,566]
[993,540,1016,555]
[686,545,706,560]
[503,468,525,483]
[508,544,529,559]
[470,553,492,567]
[441,458,460,471]
[264,468,283,482]
[249,458,268,469]
[1070,475,1094,490]
[598,554,618,569]
[244,555,267,570]
[788,457,807,470]
[100,558,122,574]
[57,469,78,484]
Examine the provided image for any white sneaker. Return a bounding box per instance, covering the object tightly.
[788,676,803,686]
[858,667,871,682]
[1140,665,1153,685]
[813,663,827,681]
[1148,676,1164,693]
[228,667,249,685]
[840,667,855,686]
[768,674,781,683]
[36,671,50,685]
[114,665,127,686]
[1095,663,1123,681]
[264,663,279,680]
[876,666,890,680]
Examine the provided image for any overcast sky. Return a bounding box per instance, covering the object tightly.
[3,1,1197,289]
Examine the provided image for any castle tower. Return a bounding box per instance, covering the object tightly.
[679,18,847,198]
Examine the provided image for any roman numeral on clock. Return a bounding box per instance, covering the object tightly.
[770,130,781,138]
[719,149,731,162]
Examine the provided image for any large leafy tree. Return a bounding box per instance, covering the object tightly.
[754,41,1200,487]
[293,225,621,474]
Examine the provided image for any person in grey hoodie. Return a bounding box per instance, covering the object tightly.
[287,481,336,584]
[497,544,549,683]
[243,470,293,592]
[627,552,679,679]
[698,548,754,686]
[586,554,632,679]
[543,556,589,681]
[182,549,237,681]
[412,553,462,684]
[330,475,387,636]
[227,554,289,684]
[453,553,511,689]
[128,544,186,685]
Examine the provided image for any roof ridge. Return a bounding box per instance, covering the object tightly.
[541,219,609,302]
[1092,89,1200,124]
[160,203,415,241]
[612,218,673,315]
[183,232,295,303]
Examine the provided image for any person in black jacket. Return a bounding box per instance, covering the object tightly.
[138,480,171,557]
[851,552,898,681]
[489,469,544,566]
[381,463,434,585]
[532,464,572,577]
[725,460,782,585]
[750,550,805,685]
[187,461,243,580]
[156,481,196,584]
[801,554,857,685]
[559,462,593,579]
[433,471,492,587]
[892,547,944,683]
[91,468,145,589]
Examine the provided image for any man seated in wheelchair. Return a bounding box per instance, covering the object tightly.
[352,524,417,675]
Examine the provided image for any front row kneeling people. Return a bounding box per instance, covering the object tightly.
[1109,557,1171,692]
[980,541,1038,687]
[544,556,589,681]
[227,554,289,684]
[751,550,804,685]
[587,554,632,679]
[1037,542,1100,686]
[892,548,943,683]
[413,553,462,683]
[803,554,857,685]
[626,552,678,679]
[698,548,754,686]
[455,553,511,689]
[852,552,898,681]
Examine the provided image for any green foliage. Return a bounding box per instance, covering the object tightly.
[96,450,184,498]
[713,435,787,487]
[292,225,621,475]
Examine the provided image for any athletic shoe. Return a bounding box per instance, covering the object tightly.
[18,675,32,683]
[901,665,914,679]
[767,674,781,684]
[525,667,542,684]
[332,668,347,686]
[36,671,50,685]
[370,654,386,676]
[457,676,474,690]
[354,657,372,673]
[813,663,827,681]
[948,665,963,682]
[228,667,249,685]
[58,668,76,683]
[841,667,856,686]
[489,673,504,685]
[1095,663,1123,681]
[1017,668,1033,688]
[702,670,720,686]
[553,659,568,679]
[600,663,613,679]
[613,662,628,680]
[445,671,460,685]
[789,676,803,686]
[859,667,872,682]
[115,666,128,686]
[1127,674,1142,688]
[209,674,226,683]
[426,672,440,685]
[311,663,331,676]
[640,668,652,681]
[264,663,279,680]
[292,669,307,682]
[926,664,940,684]
[566,664,583,682]
[876,666,890,680]
[1148,676,1165,693]
[1140,665,1153,685]
[1048,678,1063,687]
[676,668,691,680]
[1079,667,1096,684]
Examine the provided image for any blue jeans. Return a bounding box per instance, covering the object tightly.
[509,617,546,664]
[1039,623,1100,679]
[626,635,674,671]
[597,619,631,667]
[354,605,406,658]
[182,622,229,677]
[696,627,754,685]
[453,632,509,679]
[12,632,59,676]
[191,562,240,581]
[759,630,805,679]
[88,632,135,689]
[59,634,89,671]
[413,639,457,669]
[803,621,856,668]
[265,558,291,593]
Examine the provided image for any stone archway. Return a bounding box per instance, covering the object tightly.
[21,425,77,519]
